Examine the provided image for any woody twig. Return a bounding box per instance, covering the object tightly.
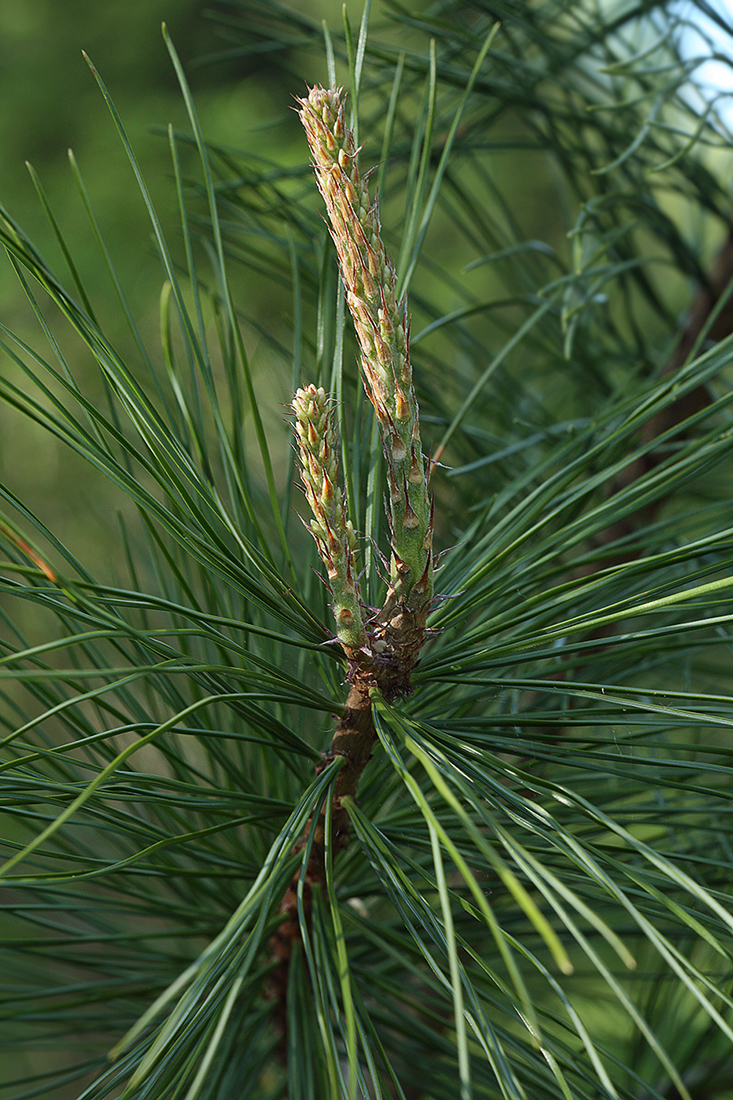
[268,86,437,1041]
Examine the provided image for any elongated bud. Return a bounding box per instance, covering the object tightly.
[292,385,367,648]
[298,86,433,610]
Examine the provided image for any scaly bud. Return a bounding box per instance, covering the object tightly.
[292,385,367,648]
[298,85,434,611]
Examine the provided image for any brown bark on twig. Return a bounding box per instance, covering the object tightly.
[266,595,430,1049]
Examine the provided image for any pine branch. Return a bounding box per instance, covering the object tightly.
[267,85,440,1048]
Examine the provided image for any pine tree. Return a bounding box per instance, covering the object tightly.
[3,3,733,1098]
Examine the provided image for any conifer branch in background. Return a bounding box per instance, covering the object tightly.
[587,229,733,568]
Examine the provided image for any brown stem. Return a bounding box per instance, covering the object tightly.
[576,229,733,586]
[267,596,430,1052]
[266,667,374,1039]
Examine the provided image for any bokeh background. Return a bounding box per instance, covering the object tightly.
[4,0,728,581]
[0,0,349,580]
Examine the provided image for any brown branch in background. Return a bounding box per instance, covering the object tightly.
[522,232,733,731]
[582,229,733,569]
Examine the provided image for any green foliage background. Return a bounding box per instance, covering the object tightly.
[2,1,733,1098]
[0,0,319,571]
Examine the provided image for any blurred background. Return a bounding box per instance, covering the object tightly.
[2,0,729,579]
[0,0,349,574]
